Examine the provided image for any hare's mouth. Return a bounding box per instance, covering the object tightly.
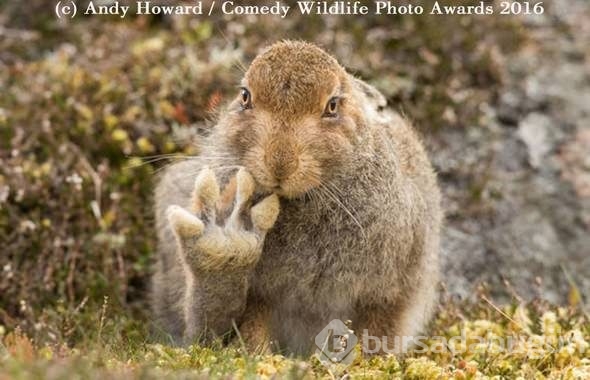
[255,180,305,200]
[273,181,320,200]
[247,165,321,200]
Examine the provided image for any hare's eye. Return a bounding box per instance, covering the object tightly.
[240,88,252,110]
[323,97,339,118]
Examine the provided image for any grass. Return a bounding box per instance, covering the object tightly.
[1,296,589,379]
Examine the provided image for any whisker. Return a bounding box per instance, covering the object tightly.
[125,155,238,174]
[324,181,346,198]
[319,183,367,241]
[123,155,196,169]
[133,153,190,159]
[168,164,243,180]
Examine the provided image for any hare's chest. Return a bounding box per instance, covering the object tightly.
[251,210,371,306]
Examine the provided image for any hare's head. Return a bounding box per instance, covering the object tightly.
[219,41,369,199]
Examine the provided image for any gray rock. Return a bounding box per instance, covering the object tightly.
[440,0,590,304]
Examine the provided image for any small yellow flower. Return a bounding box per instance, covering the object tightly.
[111,129,129,142]
[404,357,444,380]
[158,100,176,119]
[137,137,155,153]
[104,114,119,130]
[256,362,278,378]
[76,103,94,120]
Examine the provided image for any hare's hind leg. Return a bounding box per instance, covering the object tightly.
[356,289,436,356]
[235,297,273,354]
[356,258,439,356]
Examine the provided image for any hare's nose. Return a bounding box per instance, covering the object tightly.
[265,147,298,180]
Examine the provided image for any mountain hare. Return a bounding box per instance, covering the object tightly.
[152,41,442,354]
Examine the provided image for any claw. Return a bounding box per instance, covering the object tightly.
[228,168,256,229]
[191,167,220,212]
[236,168,255,205]
[191,167,220,223]
[251,194,280,232]
[167,205,205,238]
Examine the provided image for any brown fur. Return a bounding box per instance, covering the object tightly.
[151,41,442,355]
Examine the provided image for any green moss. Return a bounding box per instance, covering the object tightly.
[2,302,588,378]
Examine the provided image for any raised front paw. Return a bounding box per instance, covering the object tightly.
[166,167,279,272]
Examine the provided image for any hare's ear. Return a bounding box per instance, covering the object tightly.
[350,76,387,112]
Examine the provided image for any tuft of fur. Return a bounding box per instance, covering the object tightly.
[151,40,442,354]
